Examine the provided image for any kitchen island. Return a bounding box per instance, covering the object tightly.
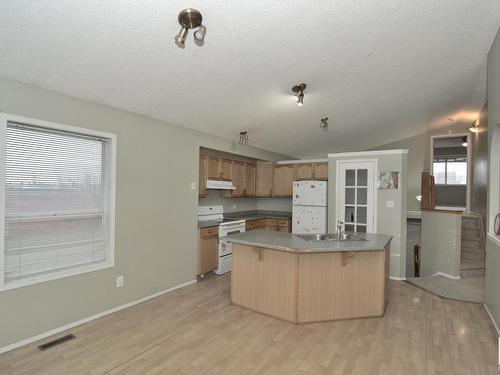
[228,230,392,324]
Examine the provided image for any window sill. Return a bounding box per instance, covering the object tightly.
[1,261,114,291]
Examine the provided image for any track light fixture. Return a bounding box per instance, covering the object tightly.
[175,8,206,48]
[292,83,307,107]
[320,117,329,132]
[468,119,480,133]
[239,130,249,145]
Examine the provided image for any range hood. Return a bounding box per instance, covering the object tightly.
[206,179,236,190]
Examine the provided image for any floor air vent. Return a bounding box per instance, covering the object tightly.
[38,334,75,351]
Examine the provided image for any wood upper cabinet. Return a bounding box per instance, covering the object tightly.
[231,161,246,197]
[256,162,274,196]
[295,164,313,180]
[206,157,220,179]
[198,227,219,275]
[313,163,328,180]
[244,163,256,196]
[199,155,208,197]
[219,159,233,180]
[273,164,294,197]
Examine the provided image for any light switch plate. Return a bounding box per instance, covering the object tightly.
[386,200,395,208]
[191,182,196,191]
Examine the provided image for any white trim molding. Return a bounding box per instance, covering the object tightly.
[0,279,197,354]
[390,276,407,281]
[276,158,328,165]
[432,271,461,280]
[328,149,409,158]
[484,303,500,337]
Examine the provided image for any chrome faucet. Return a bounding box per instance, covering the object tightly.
[336,220,344,236]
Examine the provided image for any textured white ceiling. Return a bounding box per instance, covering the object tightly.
[0,1,499,157]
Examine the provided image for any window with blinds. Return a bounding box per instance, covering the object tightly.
[1,118,115,289]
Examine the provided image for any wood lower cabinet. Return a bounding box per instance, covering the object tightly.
[198,227,219,276]
[273,164,294,197]
[245,218,291,233]
[256,162,273,196]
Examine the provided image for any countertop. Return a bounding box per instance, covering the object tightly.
[228,230,392,253]
[223,210,292,221]
[198,220,223,229]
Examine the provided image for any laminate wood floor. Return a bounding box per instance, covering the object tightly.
[0,274,498,375]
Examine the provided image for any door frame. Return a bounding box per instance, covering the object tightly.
[335,158,378,233]
[430,133,471,211]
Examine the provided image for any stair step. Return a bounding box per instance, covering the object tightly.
[461,229,481,240]
[461,252,483,261]
[461,239,481,249]
[460,268,485,277]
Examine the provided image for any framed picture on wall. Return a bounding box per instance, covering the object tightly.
[378,171,399,189]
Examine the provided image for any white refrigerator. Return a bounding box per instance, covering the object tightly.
[292,181,328,234]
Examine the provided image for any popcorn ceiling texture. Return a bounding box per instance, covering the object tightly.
[0,0,498,158]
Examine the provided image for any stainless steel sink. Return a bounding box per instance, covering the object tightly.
[297,233,368,242]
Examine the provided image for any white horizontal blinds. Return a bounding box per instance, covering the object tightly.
[4,122,108,284]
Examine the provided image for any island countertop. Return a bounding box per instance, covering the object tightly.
[228,230,392,253]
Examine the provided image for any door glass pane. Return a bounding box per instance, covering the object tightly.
[357,169,367,186]
[345,188,355,204]
[345,206,355,223]
[345,224,354,232]
[357,206,367,224]
[346,169,355,186]
[357,188,367,205]
[356,225,367,233]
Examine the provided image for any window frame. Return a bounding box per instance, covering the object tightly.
[0,114,116,291]
[430,133,471,211]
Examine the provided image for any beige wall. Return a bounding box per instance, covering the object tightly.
[372,124,469,210]
[485,27,500,335]
[420,211,461,278]
[328,151,407,278]
[0,76,290,349]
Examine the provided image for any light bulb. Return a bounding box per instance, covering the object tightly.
[175,27,188,48]
[297,92,304,107]
[194,25,206,46]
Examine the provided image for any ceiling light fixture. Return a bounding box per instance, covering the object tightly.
[292,83,307,107]
[462,136,468,147]
[468,119,480,133]
[239,130,249,145]
[320,117,329,132]
[175,8,206,48]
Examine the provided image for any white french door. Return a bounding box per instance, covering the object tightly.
[336,160,376,233]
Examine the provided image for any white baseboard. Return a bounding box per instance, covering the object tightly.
[484,303,500,337]
[0,279,197,354]
[389,276,406,281]
[432,272,461,280]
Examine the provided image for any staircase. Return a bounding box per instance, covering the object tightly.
[460,214,485,277]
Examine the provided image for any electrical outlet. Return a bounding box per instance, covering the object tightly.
[191,182,196,191]
[386,200,395,208]
[232,204,236,209]
[116,275,124,288]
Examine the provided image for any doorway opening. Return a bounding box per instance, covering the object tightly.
[431,134,470,211]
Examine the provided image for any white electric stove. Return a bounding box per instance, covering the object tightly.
[197,206,245,275]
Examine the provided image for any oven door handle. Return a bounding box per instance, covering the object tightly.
[226,230,241,235]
